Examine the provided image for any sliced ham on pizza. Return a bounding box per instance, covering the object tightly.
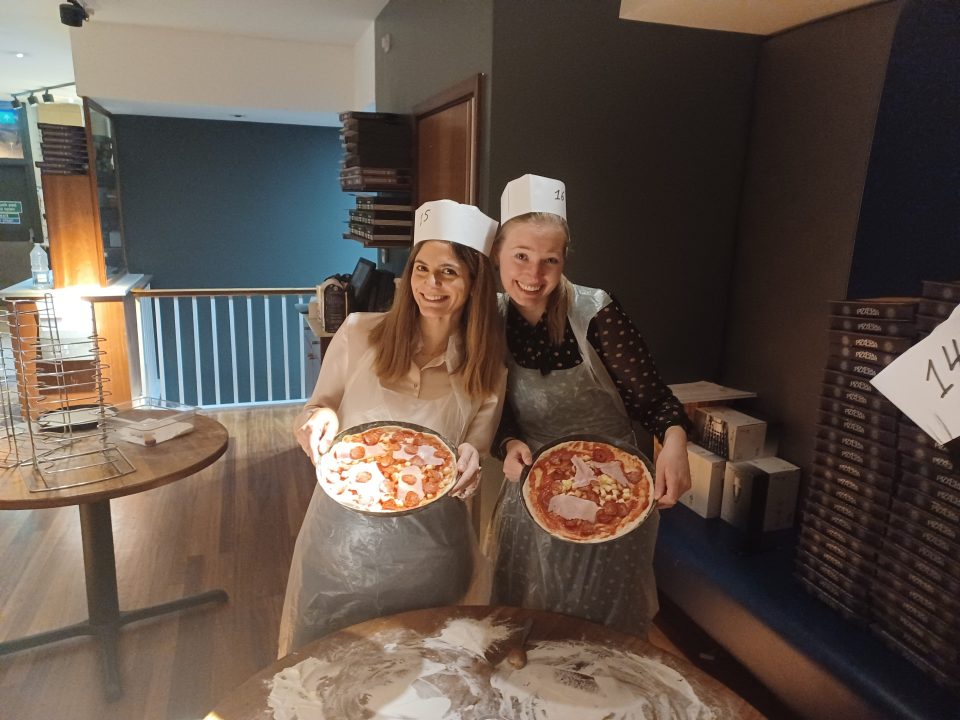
[522,439,655,543]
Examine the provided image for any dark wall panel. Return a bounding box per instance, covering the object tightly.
[720,2,904,469]
[113,116,373,289]
[488,0,760,382]
[848,0,960,298]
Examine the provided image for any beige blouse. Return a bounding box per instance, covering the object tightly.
[298,312,505,452]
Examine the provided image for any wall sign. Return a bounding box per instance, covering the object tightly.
[0,200,22,225]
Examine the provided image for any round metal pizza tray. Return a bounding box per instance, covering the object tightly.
[520,433,657,544]
[317,420,459,517]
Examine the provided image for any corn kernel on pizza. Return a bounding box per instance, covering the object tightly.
[318,424,457,513]
[522,439,654,543]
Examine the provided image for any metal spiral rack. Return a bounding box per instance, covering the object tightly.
[0,294,133,490]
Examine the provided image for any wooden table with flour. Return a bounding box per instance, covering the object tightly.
[206,605,765,719]
[0,415,229,701]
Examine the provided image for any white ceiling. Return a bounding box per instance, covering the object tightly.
[619,0,887,36]
[2,0,889,111]
[0,0,388,101]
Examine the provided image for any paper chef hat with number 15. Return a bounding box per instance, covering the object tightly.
[413,199,498,257]
[501,174,567,223]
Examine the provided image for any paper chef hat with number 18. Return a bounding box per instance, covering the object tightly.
[500,174,567,223]
[413,199,498,257]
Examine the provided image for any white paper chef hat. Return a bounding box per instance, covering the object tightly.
[413,199,498,257]
[500,174,567,223]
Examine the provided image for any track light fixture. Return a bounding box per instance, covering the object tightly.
[42,89,55,103]
[10,96,22,109]
[27,93,39,106]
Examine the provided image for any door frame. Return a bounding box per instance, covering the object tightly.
[411,74,483,206]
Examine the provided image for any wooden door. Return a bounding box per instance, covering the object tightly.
[413,75,482,205]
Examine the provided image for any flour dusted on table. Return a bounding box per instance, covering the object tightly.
[491,641,714,720]
[424,616,513,658]
[267,627,502,720]
[267,621,720,720]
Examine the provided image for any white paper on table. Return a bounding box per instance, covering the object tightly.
[871,304,960,446]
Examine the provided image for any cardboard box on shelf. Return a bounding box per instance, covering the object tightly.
[679,443,725,518]
[721,456,800,533]
[694,406,767,461]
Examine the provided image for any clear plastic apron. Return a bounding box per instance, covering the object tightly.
[278,345,478,657]
[488,286,660,636]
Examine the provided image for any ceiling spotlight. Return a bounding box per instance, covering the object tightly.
[27,93,39,106]
[42,89,55,103]
[11,97,22,109]
[15,52,25,59]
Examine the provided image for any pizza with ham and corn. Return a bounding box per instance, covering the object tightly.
[522,439,654,543]
[318,424,457,513]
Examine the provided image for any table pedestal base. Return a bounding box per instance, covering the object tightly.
[0,500,228,701]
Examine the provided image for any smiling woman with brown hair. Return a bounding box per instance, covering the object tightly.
[280,199,506,657]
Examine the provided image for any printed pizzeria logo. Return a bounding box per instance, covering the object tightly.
[840,437,865,451]
[855,350,879,362]
[842,419,865,434]
[840,449,865,464]
[855,307,881,316]
[850,380,872,391]
[844,391,867,405]
[856,322,882,332]
[855,338,880,349]
[843,407,866,421]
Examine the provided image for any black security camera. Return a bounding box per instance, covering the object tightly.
[59,0,89,28]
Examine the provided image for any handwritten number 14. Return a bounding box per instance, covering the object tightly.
[927,338,959,399]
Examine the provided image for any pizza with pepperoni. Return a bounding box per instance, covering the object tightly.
[318,424,457,513]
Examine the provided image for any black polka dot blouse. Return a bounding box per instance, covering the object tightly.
[499,297,690,446]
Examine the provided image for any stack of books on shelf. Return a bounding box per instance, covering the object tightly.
[338,111,413,247]
[36,123,89,176]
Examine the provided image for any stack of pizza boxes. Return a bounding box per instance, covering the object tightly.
[796,297,918,626]
[683,406,801,553]
[868,279,960,687]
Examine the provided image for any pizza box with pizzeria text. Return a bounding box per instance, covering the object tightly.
[679,442,725,518]
[720,456,800,534]
[693,405,766,462]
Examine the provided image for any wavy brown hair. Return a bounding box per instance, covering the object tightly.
[492,212,572,346]
[370,240,505,399]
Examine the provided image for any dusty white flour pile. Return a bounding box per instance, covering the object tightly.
[267,619,509,720]
[267,619,717,720]
[490,641,715,720]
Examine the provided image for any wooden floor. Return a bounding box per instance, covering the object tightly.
[0,405,695,720]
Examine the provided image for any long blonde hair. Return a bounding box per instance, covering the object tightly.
[370,241,505,399]
[492,212,572,346]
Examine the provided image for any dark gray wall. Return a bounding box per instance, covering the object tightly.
[487,0,760,383]
[848,0,960,298]
[375,0,494,210]
[720,2,905,469]
[113,116,374,289]
[376,0,760,382]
